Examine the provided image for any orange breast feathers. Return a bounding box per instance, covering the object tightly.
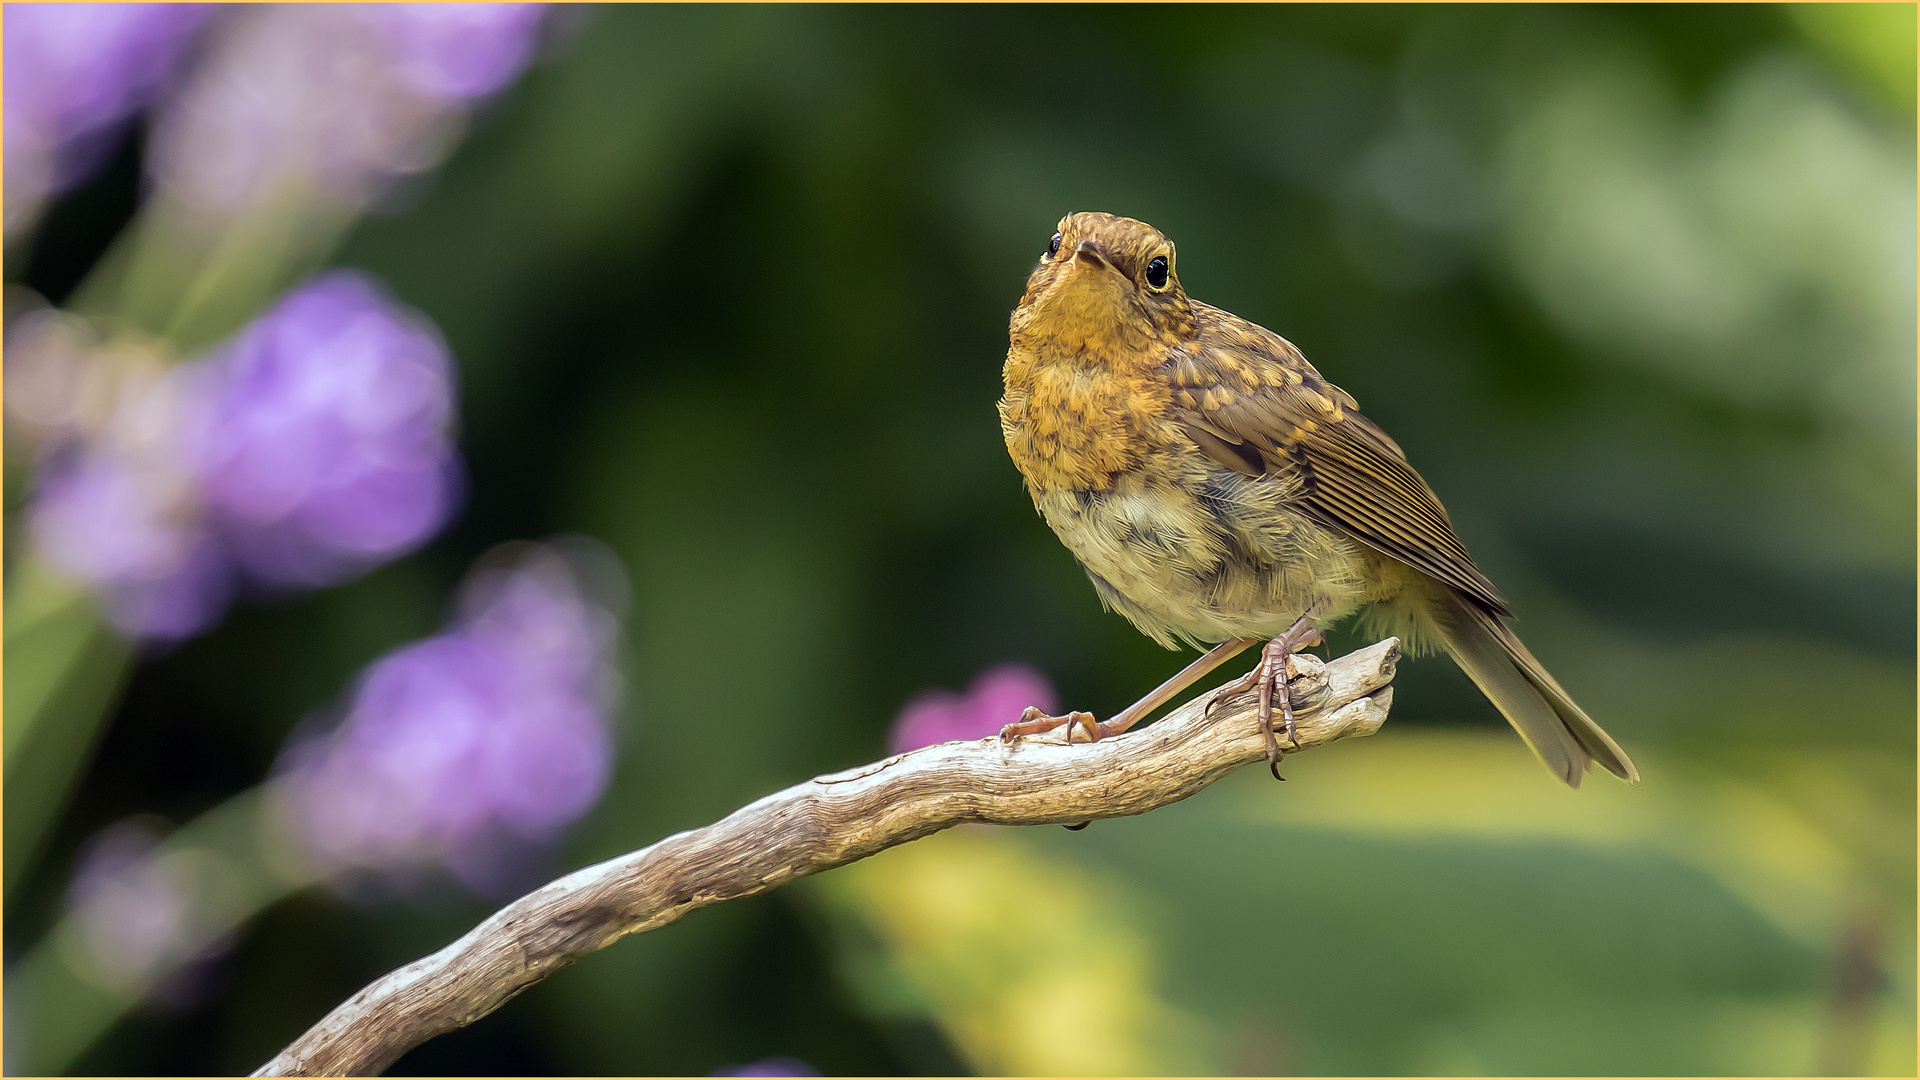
[999,344,1180,497]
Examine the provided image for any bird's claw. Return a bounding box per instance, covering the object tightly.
[1214,621,1323,781]
[999,706,1102,744]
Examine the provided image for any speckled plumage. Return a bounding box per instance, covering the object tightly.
[999,212,1636,787]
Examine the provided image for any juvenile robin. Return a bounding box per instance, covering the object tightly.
[997,212,1636,787]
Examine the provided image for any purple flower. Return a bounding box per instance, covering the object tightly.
[24,271,462,640]
[713,1057,819,1077]
[59,816,235,1008]
[23,343,236,640]
[196,271,462,588]
[149,4,548,218]
[279,543,623,894]
[2,3,213,231]
[888,663,1058,754]
[64,818,183,988]
[29,453,232,640]
[357,4,548,103]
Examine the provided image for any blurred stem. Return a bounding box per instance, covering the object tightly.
[3,557,135,900]
[7,785,321,1076]
[160,193,346,353]
[69,187,348,355]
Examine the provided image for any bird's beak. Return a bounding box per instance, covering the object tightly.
[1072,239,1114,272]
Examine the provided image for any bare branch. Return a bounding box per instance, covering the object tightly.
[254,638,1400,1076]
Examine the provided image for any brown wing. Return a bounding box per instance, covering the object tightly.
[1165,302,1510,616]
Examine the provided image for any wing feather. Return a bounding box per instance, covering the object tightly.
[1171,302,1510,615]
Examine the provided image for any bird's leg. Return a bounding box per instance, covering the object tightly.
[1098,637,1258,737]
[998,637,1257,744]
[1211,606,1328,779]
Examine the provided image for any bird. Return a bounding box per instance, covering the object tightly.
[995,211,1636,788]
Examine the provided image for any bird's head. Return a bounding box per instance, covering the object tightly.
[1012,212,1193,356]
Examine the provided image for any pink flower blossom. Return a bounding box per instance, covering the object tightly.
[888,663,1058,754]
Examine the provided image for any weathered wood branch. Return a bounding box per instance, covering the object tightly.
[254,638,1400,1076]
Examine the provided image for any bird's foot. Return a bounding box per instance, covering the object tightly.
[998,706,1106,744]
[1210,619,1325,779]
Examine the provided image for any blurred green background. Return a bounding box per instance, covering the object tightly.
[7,3,1914,1074]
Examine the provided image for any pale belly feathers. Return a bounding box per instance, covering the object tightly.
[1032,455,1371,650]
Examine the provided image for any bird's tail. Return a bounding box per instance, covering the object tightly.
[1436,591,1638,788]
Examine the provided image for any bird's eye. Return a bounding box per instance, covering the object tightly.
[1047,232,1062,258]
[1146,255,1170,290]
